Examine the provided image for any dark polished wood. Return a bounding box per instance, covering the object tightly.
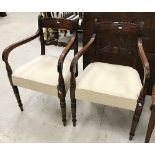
[145,84,155,142]
[70,21,150,140]
[42,12,83,44]
[83,12,155,95]
[40,17,78,30]
[0,12,7,17]
[2,15,78,126]
[70,34,96,126]
[2,30,40,112]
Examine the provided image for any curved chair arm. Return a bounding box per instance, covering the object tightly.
[57,32,77,74]
[138,38,150,81]
[2,30,40,77]
[2,30,40,62]
[152,84,155,106]
[57,32,78,99]
[70,34,96,74]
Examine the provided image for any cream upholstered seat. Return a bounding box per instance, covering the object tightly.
[75,62,142,111]
[12,55,71,96]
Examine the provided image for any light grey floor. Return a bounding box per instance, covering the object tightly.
[0,13,154,143]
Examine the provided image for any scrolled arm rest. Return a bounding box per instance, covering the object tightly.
[57,32,76,73]
[152,84,155,106]
[70,34,96,74]
[138,38,150,80]
[2,30,40,62]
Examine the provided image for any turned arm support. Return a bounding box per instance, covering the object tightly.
[138,38,150,82]
[2,30,40,63]
[57,32,77,74]
[152,84,155,106]
[137,38,150,103]
[70,34,96,74]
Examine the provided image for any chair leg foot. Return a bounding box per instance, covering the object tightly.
[129,133,134,140]
[73,121,76,127]
[63,120,67,127]
[129,103,143,141]
[60,100,67,126]
[71,99,76,127]
[12,86,24,111]
[20,106,24,112]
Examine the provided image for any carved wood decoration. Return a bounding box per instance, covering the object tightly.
[41,12,82,45]
[93,22,140,69]
[83,13,155,95]
[41,12,74,42]
[39,16,78,47]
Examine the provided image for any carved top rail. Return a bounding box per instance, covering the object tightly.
[94,21,140,33]
[39,17,78,31]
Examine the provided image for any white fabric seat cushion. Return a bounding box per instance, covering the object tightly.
[12,55,71,96]
[75,62,142,111]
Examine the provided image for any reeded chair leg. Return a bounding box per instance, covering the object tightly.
[60,98,67,126]
[129,103,143,140]
[71,99,76,127]
[58,84,67,126]
[145,105,155,143]
[12,85,23,111]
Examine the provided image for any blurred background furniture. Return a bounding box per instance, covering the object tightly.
[2,15,78,126]
[70,21,150,140]
[145,84,155,142]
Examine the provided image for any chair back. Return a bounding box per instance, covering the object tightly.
[93,21,143,68]
[38,15,78,54]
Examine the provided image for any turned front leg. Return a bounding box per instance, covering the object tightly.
[58,84,67,126]
[12,85,23,111]
[129,102,144,140]
[145,105,155,143]
[71,99,76,127]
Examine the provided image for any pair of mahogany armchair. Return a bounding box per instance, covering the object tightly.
[2,15,150,140]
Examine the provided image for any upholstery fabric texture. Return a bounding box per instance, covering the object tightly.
[75,62,142,111]
[12,55,71,96]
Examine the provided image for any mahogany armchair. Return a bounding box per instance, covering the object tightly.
[145,83,155,142]
[2,15,78,126]
[70,21,150,140]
